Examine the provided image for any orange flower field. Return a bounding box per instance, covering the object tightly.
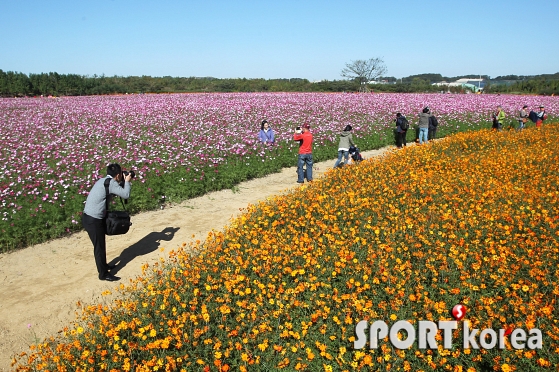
[14,126,559,371]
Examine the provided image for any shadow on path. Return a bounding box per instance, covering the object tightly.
[109,227,179,274]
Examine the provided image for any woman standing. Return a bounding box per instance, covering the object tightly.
[258,119,275,144]
[334,125,355,168]
[492,106,505,131]
[517,105,528,131]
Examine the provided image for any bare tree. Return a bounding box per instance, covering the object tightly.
[341,58,387,90]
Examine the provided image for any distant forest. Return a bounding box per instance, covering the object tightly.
[0,69,558,97]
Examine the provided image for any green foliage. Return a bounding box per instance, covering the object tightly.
[402,73,444,83]
[489,78,559,95]
[0,189,85,251]
[1,69,558,96]
[0,71,333,96]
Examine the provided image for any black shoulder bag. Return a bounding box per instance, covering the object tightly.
[104,178,132,235]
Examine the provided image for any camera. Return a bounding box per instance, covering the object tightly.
[122,170,135,179]
[119,170,136,188]
[295,126,302,134]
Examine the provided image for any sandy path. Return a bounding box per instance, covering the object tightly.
[0,146,393,370]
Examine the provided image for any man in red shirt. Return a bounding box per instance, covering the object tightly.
[293,123,313,183]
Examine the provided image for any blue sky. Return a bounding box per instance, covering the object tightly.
[1,0,557,80]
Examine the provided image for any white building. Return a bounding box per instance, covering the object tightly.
[432,78,485,92]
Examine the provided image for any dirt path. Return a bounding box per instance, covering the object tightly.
[0,146,394,370]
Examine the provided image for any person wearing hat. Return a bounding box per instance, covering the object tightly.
[535,105,547,128]
[517,105,529,131]
[293,123,313,183]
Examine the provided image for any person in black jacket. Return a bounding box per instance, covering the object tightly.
[395,113,408,148]
[428,114,439,141]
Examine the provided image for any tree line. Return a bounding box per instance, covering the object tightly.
[487,78,559,95]
[0,69,557,97]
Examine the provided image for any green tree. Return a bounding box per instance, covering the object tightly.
[7,71,31,96]
[410,77,431,92]
[0,69,8,96]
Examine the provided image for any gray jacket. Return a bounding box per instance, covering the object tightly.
[83,176,131,219]
[518,109,528,121]
[418,112,431,128]
[337,131,355,150]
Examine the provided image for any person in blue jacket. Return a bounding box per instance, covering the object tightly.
[258,119,275,144]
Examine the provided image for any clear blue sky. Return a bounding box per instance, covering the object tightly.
[1,0,557,80]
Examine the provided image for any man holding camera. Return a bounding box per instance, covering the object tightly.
[293,123,313,183]
[82,163,132,281]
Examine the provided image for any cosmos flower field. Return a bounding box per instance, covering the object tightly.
[1,92,557,251]
[12,124,559,371]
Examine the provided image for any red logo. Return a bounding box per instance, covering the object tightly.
[452,304,466,320]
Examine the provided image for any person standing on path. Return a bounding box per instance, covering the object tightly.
[417,107,431,144]
[395,113,409,149]
[334,125,355,167]
[82,163,132,282]
[428,112,439,141]
[293,123,313,183]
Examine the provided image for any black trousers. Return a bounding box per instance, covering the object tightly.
[82,213,109,279]
[428,127,437,140]
[396,130,407,148]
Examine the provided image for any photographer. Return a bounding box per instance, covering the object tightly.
[293,123,313,183]
[334,125,355,167]
[82,163,132,282]
[417,107,432,144]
